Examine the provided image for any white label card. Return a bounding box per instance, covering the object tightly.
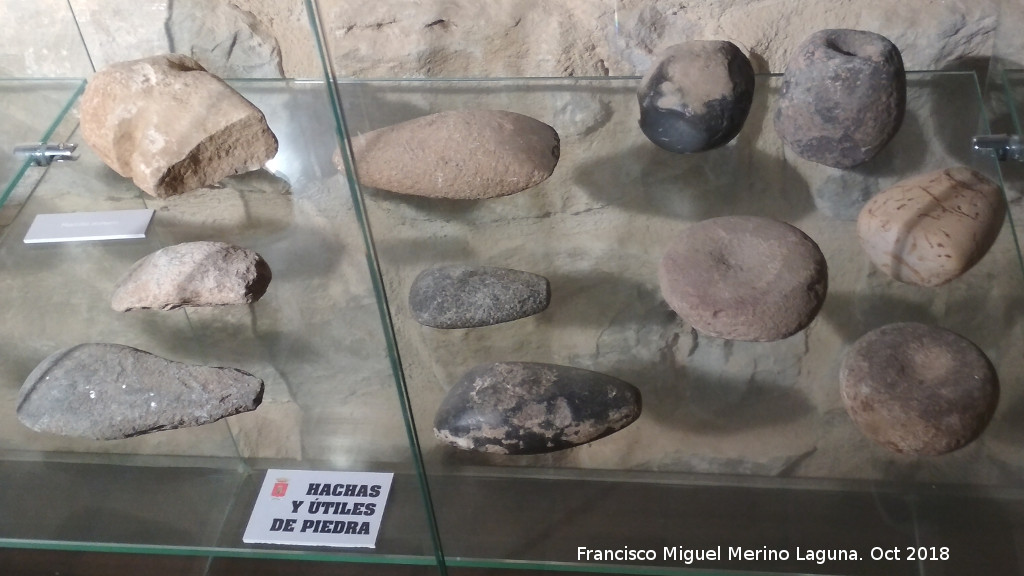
[23,209,154,243]
[242,469,394,548]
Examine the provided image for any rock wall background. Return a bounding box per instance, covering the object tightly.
[0,0,1018,79]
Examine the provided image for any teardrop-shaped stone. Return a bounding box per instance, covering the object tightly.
[434,362,641,455]
[17,343,264,440]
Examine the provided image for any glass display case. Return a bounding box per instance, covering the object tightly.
[333,71,1024,575]
[3,1,1024,575]
[0,76,439,571]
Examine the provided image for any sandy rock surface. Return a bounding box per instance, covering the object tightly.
[7,1,1001,79]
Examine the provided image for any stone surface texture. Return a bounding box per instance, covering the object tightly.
[434,362,641,455]
[774,29,906,169]
[349,110,560,199]
[17,343,264,440]
[5,1,1003,79]
[79,54,279,198]
[318,0,999,76]
[659,216,828,341]
[857,167,1006,287]
[168,0,285,78]
[111,241,272,311]
[840,323,998,455]
[638,40,754,153]
[409,265,550,328]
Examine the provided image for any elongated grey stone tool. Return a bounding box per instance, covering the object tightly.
[409,265,550,328]
[17,343,264,440]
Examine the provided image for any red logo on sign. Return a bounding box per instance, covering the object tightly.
[271,479,288,498]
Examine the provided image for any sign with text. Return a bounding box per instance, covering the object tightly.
[243,469,393,548]
[23,209,154,243]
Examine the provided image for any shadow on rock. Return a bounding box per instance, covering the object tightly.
[810,112,929,220]
[538,270,661,331]
[644,364,816,435]
[574,138,815,223]
[819,290,939,345]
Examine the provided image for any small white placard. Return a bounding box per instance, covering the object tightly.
[23,209,154,243]
[242,469,394,548]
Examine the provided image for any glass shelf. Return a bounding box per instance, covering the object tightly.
[0,79,438,566]
[336,71,1024,574]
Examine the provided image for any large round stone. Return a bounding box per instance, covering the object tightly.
[658,216,828,341]
[349,110,560,199]
[774,29,906,168]
[638,40,755,153]
[433,362,641,455]
[857,166,1006,287]
[409,265,550,329]
[840,323,998,455]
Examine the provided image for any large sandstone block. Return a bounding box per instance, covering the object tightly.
[80,54,279,198]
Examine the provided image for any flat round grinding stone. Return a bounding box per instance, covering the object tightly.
[840,322,998,455]
[658,216,828,341]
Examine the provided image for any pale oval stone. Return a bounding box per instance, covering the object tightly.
[17,343,264,440]
[409,265,550,329]
[638,40,754,153]
[112,241,272,311]
[840,323,998,455]
[857,167,1006,287]
[433,362,641,455]
[350,110,560,199]
[80,54,279,198]
[659,216,828,341]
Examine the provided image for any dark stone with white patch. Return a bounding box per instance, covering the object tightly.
[409,265,550,329]
[840,323,998,455]
[17,343,264,440]
[433,362,641,454]
[774,29,906,168]
[637,40,754,153]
